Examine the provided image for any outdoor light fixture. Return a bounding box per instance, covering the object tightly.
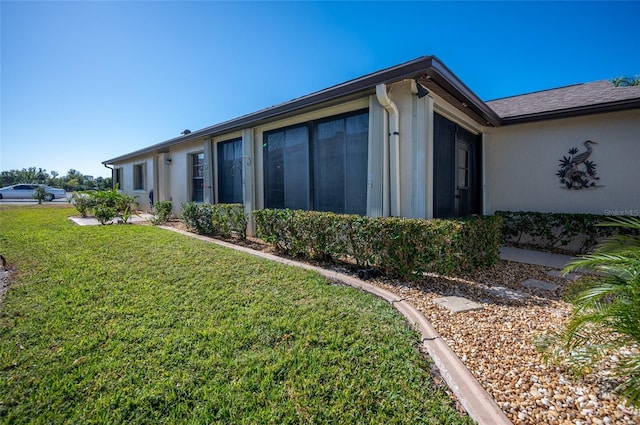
[416,82,430,98]
[165,158,172,164]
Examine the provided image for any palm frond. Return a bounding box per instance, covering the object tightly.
[545,215,640,407]
[598,216,640,230]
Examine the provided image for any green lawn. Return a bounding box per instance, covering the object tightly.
[0,205,472,424]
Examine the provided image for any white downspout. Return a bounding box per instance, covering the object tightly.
[376,83,401,216]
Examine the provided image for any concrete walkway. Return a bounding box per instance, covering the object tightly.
[68,213,152,226]
[499,246,575,269]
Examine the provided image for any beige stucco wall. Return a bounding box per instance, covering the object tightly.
[485,109,640,215]
[113,156,154,211]
[165,139,208,215]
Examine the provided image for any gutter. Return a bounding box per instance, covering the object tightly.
[376,83,401,217]
[103,56,500,166]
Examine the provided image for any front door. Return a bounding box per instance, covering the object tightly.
[433,113,481,218]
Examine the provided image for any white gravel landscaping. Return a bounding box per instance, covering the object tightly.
[370,261,639,425]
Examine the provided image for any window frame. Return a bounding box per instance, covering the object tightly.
[262,108,369,214]
[191,152,205,202]
[216,138,243,204]
[133,163,146,191]
[114,168,123,190]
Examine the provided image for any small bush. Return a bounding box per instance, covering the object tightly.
[71,192,95,217]
[211,203,247,239]
[150,201,173,225]
[70,188,138,224]
[253,209,502,279]
[496,211,636,254]
[181,202,247,238]
[93,204,116,225]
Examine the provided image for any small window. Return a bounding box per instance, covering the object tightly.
[133,164,145,191]
[192,152,204,202]
[114,168,123,189]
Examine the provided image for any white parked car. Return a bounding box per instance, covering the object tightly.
[0,184,66,201]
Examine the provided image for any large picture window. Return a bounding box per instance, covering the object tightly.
[191,152,204,202]
[314,112,368,214]
[264,126,310,210]
[263,109,368,215]
[217,138,243,204]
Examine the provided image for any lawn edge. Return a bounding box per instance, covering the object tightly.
[158,225,512,425]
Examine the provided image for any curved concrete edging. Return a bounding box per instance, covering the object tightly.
[159,226,512,425]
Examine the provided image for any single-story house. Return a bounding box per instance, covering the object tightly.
[103,56,640,234]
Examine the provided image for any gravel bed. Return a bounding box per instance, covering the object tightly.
[368,261,639,425]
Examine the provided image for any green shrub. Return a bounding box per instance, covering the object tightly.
[93,204,116,225]
[71,192,95,217]
[253,209,502,279]
[150,201,173,225]
[496,211,623,254]
[211,203,247,239]
[182,202,215,235]
[181,202,247,238]
[70,188,137,224]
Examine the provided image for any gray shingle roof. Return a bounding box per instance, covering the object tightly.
[486,80,640,120]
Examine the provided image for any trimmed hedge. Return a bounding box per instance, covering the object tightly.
[495,211,630,254]
[253,209,502,279]
[181,202,247,239]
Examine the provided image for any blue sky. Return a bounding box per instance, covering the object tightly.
[2,1,639,178]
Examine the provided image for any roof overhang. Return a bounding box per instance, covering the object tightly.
[103,56,502,165]
[498,98,640,125]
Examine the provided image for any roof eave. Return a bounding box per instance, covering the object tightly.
[103,56,502,165]
[425,60,502,127]
[499,98,640,125]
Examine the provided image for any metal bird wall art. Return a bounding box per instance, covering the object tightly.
[556,140,600,189]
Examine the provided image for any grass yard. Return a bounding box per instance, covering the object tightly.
[0,205,472,424]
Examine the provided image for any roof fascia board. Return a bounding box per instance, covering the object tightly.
[426,60,502,126]
[500,99,640,125]
[104,57,440,165]
[104,56,504,164]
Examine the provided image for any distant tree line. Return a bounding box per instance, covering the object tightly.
[0,167,112,192]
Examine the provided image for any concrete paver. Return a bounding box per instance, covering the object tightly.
[433,296,484,313]
[522,278,560,291]
[485,286,528,301]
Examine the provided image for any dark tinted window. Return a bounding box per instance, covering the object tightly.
[314,112,368,215]
[217,138,243,204]
[264,125,310,210]
[192,153,204,202]
[263,109,368,215]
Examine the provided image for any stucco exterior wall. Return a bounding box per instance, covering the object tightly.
[164,139,208,215]
[113,156,154,211]
[485,109,640,215]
